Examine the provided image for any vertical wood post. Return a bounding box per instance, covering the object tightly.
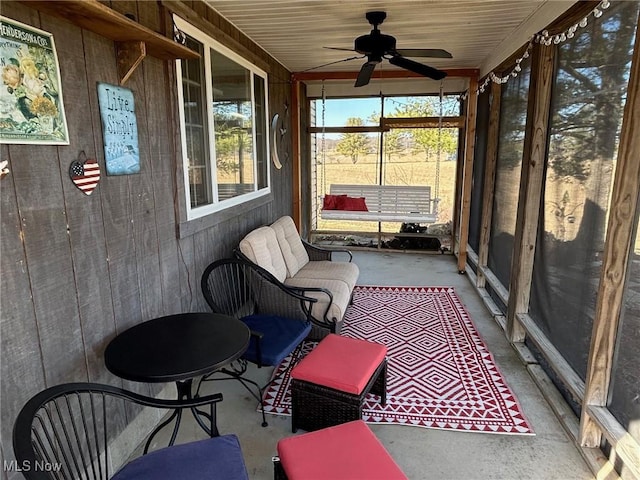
[456,76,478,273]
[477,81,502,288]
[506,42,555,343]
[291,78,302,229]
[452,131,464,253]
[580,14,640,448]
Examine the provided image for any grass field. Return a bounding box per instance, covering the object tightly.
[313,151,457,234]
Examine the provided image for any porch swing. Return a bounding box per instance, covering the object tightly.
[320,84,445,236]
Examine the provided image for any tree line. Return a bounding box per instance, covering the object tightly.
[334,98,458,164]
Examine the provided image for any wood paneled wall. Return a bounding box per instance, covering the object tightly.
[0,1,292,474]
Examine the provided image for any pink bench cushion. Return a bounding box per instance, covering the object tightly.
[277,420,407,480]
[290,334,387,395]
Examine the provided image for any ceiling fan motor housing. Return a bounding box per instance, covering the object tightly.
[354,31,396,58]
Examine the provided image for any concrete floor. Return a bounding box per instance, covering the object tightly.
[156,251,595,480]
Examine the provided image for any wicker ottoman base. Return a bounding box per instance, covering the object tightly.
[291,357,387,432]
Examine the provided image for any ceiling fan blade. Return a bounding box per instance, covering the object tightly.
[388,55,447,80]
[302,55,364,72]
[394,48,452,59]
[323,46,357,52]
[354,61,377,87]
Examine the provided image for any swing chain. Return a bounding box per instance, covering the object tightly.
[321,81,326,194]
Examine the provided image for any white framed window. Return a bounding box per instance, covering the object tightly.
[175,17,270,221]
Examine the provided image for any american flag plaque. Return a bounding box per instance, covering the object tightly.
[69,158,101,195]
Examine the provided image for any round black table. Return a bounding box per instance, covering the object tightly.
[104,312,250,450]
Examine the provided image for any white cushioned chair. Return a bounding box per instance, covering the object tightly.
[238,216,358,338]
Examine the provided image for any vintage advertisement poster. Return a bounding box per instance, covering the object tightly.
[0,16,69,144]
[97,82,140,175]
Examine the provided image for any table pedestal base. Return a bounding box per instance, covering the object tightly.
[143,379,218,454]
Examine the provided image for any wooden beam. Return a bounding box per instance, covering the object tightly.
[308,126,386,134]
[479,266,510,306]
[456,77,478,273]
[586,406,640,479]
[581,13,640,449]
[477,81,502,289]
[291,79,302,229]
[308,116,466,133]
[19,0,198,60]
[506,42,555,343]
[528,367,618,480]
[292,68,479,82]
[451,126,464,255]
[518,313,586,401]
[382,116,465,129]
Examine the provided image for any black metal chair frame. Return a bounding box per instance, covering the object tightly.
[233,248,341,336]
[200,257,323,427]
[12,382,224,480]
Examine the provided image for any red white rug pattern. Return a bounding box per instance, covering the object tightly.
[262,286,534,435]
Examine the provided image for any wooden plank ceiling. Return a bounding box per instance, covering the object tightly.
[204,1,564,75]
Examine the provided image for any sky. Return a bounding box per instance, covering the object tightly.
[315,96,460,127]
[317,98,380,126]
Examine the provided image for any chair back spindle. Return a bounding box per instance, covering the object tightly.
[13,383,231,480]
[202,260,257,319]
[19,391,115,480]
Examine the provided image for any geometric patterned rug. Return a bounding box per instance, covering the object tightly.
[262,286,534,435]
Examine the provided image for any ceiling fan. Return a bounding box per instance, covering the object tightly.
[325,11,452,87]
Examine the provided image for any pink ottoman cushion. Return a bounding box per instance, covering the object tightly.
[290,334,387,395]
[277,420,407,480]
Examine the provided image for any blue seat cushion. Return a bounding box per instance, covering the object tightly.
[241,314,311,366]
[112,435,248,480]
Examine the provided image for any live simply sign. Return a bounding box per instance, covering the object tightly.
[97,83,140,175]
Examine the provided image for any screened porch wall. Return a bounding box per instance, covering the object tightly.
[528,0,639,381]
[464,1,640,476]
[468,89,490,255]
[486,57,530,292]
